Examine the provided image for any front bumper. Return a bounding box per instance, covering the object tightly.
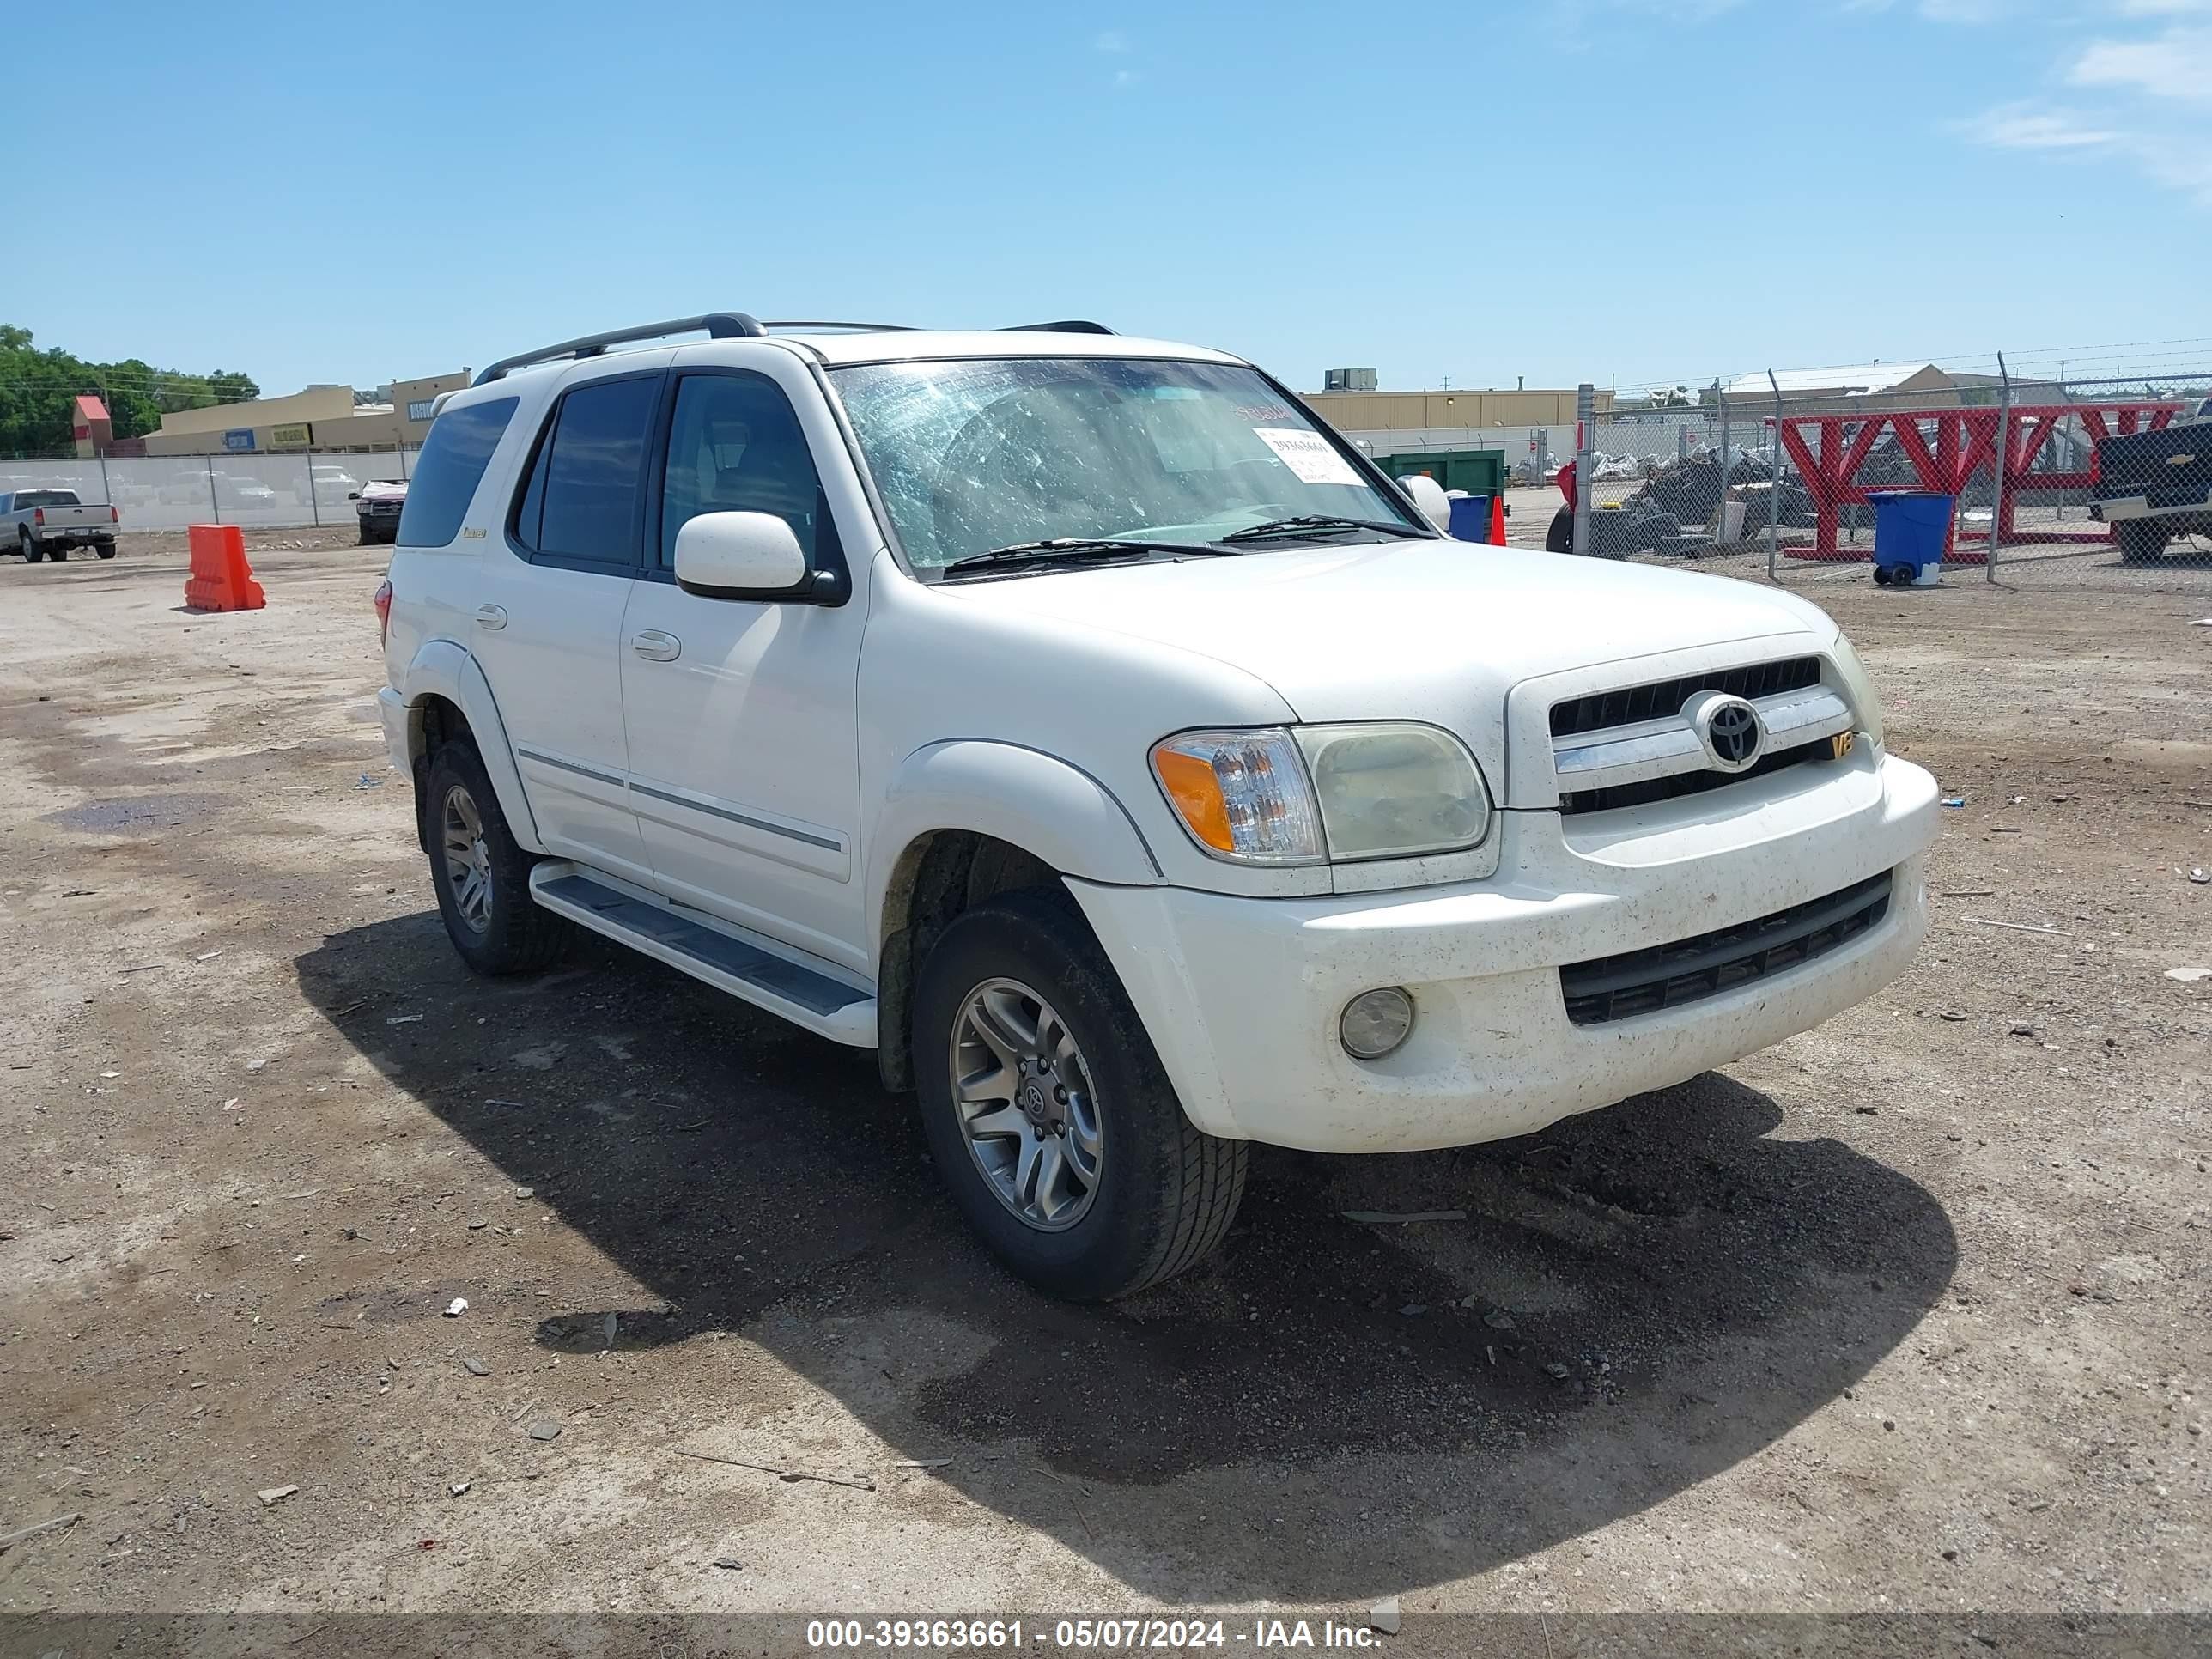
[1071,749,1937,1153]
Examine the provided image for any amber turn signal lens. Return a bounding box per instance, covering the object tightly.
[1153,748,1235,851]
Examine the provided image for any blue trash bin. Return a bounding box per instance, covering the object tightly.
[1447,493,1493,542]
[1868,491,1954,586]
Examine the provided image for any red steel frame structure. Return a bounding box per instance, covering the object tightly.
[1772,400,2182,564]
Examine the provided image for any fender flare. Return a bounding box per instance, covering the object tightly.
[866,740,1162,951]
[398,639,545,852]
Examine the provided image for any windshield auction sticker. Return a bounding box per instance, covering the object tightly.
[1252,427,1363,486]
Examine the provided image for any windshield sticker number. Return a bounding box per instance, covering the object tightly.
[1253,427,1362,486]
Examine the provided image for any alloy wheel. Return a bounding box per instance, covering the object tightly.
[947,976,1103,1231]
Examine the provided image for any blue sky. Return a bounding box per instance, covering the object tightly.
[12,0,2210,397]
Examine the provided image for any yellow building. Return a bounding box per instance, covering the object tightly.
[141,371,472,456]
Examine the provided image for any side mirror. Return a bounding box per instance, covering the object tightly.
[1400,473,1453,536]
[673,510,843,604]
[347,491,360,501]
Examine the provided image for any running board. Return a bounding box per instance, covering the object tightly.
[527,863,876,1047]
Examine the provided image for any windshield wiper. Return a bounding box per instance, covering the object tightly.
[1217,515,1421,544]
[940,538,1232,576]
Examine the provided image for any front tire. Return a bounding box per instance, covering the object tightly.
[915,886,1247,1300]
[423,737,571,975]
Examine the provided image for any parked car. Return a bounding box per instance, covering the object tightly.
[374,313,1938,1300]
[156,471,211,507]
[354,478,407,544]
[2091,395,2212,563]
[3,487,118,562]
[210,472,281,514]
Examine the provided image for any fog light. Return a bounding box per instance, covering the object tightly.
[1340,987,1415,1060]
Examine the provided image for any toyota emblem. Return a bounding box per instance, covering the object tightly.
[1688,692,1765,772]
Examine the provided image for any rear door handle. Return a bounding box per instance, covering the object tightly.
[474,604,507,630]
[630,629,681,662]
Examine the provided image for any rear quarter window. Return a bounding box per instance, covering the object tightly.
[397,398,519,547]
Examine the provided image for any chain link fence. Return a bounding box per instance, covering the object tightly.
[1568,405,1789,562]
[0,447,416,536]
[1988,371,2212,586]
[1533,364,2212,586]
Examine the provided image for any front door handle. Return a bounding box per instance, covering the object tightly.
[475,604,508,630]
[630,629,681,662]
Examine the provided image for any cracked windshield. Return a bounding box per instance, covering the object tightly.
[831,357,1420,572]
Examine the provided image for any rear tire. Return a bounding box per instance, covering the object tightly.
[94,542,116,561]
[914,885,1247,1300]
[2115,520,2168,564]
[19,532,40,564]
[423,737,572,975]
[46,545,66,562]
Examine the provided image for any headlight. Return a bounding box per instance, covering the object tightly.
[1151,723,1491,866]
[1295,722,1490,860]
[1829,629,1886,750]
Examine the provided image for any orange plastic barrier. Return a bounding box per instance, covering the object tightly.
[1487,493,1507,545]
[183,524,265,611]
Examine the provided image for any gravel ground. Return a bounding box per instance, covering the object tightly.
[1,529,2207,1645]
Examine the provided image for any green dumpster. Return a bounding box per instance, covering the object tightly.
[1377,448,1507,499]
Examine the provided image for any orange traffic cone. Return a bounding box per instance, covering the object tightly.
[1488,493,1507,545]
[183,525,265,612]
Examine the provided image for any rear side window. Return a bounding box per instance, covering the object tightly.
[512,374,660,565]
[396,398,517,547]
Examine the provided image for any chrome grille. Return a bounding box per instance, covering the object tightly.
[1548,655,1855,816]
[1559,738,1832,816]
[1549,656,1822,739]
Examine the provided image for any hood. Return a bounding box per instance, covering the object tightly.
[945,538,1835,796]
[358,481,408,501]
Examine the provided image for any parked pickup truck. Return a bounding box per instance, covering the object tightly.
[374,313,1938,1299]
[2091,396,2212,562]
[3,488,118,562]
[353,478,407,544]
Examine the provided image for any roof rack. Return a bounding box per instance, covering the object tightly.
[471,313,1120,387]
[763,319,1116,335]
[758,319,916,332]
[473,313,766,386]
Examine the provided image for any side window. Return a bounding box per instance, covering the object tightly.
[656,373,832,568]
[512,374,660,565]
[395,397,516,547]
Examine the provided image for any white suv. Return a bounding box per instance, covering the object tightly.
[375,313,1937,1299]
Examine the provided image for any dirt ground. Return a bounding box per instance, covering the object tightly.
[2,528,2207,1644]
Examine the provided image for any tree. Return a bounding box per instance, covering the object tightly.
[0,325,262,458]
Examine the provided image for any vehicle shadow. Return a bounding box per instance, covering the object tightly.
[295,912,1956,1601]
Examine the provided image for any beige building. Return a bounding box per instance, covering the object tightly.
[1304,386,1613,432]
[141,371,471,456]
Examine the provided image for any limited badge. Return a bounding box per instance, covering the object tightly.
[1831,732,1856,760]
